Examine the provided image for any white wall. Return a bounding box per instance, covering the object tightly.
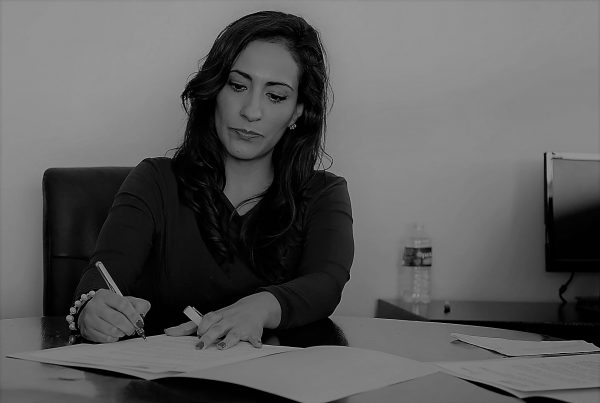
[1,0,598,319]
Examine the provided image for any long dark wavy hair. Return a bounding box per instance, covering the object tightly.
[172,11,331,282]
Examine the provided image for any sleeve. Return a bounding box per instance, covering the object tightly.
[73,159,164,298]
[260,175,354,329]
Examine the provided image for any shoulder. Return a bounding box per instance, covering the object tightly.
[305,170,349,196]
[133,157,174,175]
[121,157,177,196]
[302,170,351,211]
[128,157,175,183]
[115,157,179,220]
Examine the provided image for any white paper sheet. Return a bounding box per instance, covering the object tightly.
[436,354,600,392]
[8,335,297,375]
[451,333,600,357]
[510,387,600,403]
[8,336,439,403]
[178,345,439,403]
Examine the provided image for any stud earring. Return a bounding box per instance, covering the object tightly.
[289,123,297,130]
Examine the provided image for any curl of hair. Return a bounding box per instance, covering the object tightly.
[173,11,331,282]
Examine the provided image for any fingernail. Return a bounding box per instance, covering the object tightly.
[136,319,144,328]
[216,341,226,350]
[195,341,204,350]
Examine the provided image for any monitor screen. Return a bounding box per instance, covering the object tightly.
[544,152,600,272]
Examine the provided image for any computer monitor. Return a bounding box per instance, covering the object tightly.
[544,152,600,273]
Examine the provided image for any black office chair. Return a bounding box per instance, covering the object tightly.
[42,167,132,316]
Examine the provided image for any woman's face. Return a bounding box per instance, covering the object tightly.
[214,40,304,163]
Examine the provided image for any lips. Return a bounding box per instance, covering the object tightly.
[231,128,262,138]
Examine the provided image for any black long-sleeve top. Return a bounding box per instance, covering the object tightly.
[74,157,354,333]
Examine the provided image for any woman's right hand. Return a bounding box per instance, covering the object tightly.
[77,289,151,343]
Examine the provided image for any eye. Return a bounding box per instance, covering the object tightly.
[267,93,287,104]
[228,81,246,92]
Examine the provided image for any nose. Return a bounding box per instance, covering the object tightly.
[240,92,262,122]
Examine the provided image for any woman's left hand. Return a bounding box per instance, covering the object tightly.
[164,291,281,350]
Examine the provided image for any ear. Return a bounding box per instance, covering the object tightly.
[289,103,304,127]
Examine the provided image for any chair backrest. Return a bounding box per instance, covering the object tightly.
[42,167,132,316]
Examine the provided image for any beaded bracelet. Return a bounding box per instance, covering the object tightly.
[66,290,96,333]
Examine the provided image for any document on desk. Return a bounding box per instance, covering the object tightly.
[9,335,296,375]
[184,345,438,403]
[512,387,600,403]
[451,333,600,356]
[8,335,438,403]
[436,354,600,392]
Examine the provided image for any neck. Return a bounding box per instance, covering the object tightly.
[223,156,273,209]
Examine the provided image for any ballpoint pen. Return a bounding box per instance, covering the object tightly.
[95,261,147,341]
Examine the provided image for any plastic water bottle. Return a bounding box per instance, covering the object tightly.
[402,223,432,303]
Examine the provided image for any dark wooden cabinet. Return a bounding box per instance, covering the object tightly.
[376,299,600,345]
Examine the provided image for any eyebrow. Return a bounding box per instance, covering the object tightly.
[230,69,295,91]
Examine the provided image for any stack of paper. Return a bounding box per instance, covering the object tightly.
[440,333,600,403]
[451,333,600,357]
[437,354,600,403]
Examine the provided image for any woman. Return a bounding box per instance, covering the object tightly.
[71,10,354,350]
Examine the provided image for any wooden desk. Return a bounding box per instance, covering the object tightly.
[0,316,546,402]
[376,299,600,345]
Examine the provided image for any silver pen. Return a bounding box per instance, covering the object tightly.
[95,261,147,341]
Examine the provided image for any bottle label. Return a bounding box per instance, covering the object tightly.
[402,247,432,267]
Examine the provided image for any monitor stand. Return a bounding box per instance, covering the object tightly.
[575,296,600,313]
